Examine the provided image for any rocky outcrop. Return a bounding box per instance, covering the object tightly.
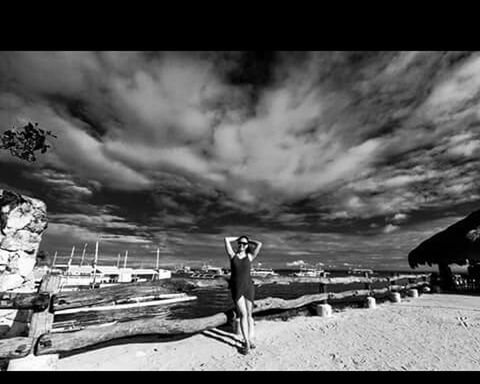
[0,190,47,292]
[0,190,48,338]
[408,209,480,269]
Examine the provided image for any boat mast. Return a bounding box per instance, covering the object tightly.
[123,250,128,269]
[67,246,75,273]
[80,243,88,267]
[116,253,121,268]
[52,251,57,267]
[92,240,99,287]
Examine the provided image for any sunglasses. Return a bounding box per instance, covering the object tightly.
[238,242,248,245]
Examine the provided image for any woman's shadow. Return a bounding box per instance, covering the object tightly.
[201,323,244,351]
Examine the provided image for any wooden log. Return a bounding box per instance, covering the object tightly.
[54,295,197,315]
[52,278,203,311]
[53,304,171,331]
[0,292,50,311]
[51,273,429,312]
[252,293,327,313]
[0,337,33,359]
[257,273,429,286]
[36,312,231,355]
[40,275,62,294]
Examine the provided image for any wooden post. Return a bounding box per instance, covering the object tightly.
[156,248,160,271]
[7,275,61,371]
[0,292,50,310]
[407,289,419,298]
[389,292,401,303]
[365,280,372,296]
[319,283,328,304]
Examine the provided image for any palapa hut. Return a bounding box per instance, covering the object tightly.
[408,209,480,290]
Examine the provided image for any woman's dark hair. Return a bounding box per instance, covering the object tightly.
[236,235,250,243]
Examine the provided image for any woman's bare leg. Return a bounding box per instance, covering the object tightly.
[235,296,250,349]
[246,299,255,345]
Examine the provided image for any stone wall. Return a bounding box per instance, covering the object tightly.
[0,190,48,337]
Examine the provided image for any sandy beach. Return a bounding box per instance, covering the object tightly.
[54,293,480,371]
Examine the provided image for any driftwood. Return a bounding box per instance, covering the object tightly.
[52,278,207,311]
[0,337,33,359]
[55,295,197,315]
[0,292,50,311]
[36,283,427,356]
[36,312,231,355]
[254,274,427,286]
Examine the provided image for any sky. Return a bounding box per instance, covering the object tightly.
[1,51,479,271]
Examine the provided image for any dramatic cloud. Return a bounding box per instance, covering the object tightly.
[1,51,480,270]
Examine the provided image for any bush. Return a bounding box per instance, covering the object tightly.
[0,122,56,162]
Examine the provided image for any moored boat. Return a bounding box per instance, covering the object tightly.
[251,263,278,277]
[291,266,328,278]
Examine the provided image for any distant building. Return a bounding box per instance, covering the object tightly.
[67,265,95,276]
[157,268,172,279]
[118,267,133,283]
[96,266,120,283]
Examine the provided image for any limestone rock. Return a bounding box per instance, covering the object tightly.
[13,254,37,277]
[0,190,48,292]
[0,273,24,291]
[0,249,9,265]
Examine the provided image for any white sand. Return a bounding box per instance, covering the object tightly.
[55,293,480,371]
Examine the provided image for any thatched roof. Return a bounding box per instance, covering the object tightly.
[408,209,480,269]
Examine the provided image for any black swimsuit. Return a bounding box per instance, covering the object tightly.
[229,254,255,303]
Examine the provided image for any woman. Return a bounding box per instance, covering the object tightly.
[224,235,262,355]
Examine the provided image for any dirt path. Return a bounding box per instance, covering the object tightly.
[56,294,480,370]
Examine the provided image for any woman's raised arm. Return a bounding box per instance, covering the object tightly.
[248,239,262,261]
[224,236,237,258]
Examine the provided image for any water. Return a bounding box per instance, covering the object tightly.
[163,270,414,320]
[54,270,422,327]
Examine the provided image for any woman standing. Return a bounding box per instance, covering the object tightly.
[224,235,262,355]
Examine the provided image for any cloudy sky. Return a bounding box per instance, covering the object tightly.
[1,51,479,271]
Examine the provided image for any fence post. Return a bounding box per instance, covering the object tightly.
[365,280,372,296]
[319,283,328,304]
[7,274,61,371]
